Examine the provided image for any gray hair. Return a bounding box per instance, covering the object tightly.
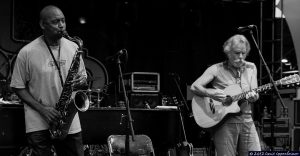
[223,34,251,54]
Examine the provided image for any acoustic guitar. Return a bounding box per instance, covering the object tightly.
[192,74,300,129]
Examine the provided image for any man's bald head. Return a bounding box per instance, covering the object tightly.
[40,5,63,23]
[39,5,66,43]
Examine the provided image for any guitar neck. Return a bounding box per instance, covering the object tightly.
[232,82,279,102]
[231,74,300,102]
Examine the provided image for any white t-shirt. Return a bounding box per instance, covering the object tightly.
[10,36,87,134]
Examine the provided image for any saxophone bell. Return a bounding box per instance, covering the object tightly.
[72,91,90,112]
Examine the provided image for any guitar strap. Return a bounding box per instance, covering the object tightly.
[241,65,255,90]
[236,70,241,86]
[225,62,244,87]
[225,62,254,109]
[240,66,254,112]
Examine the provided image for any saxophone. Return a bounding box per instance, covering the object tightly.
[49,31,90,140]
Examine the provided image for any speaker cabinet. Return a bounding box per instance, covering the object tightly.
[292,127,300,150]
[295,100,300,126]
[129,93,160,108]
[0,104,26,153]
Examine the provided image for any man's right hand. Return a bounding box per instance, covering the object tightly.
[12,88,62,125]
[41,106,62,125]
[206,88,226,102]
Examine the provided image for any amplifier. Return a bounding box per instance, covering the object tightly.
[129,93,160,109]
[262,117,290,136]
[120,72,160,93]
[193,148,208,156]
[0,104,26,147]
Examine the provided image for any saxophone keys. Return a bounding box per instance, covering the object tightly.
[60,120,65,125]
[57,130,62,137]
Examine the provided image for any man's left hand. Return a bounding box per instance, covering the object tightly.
[245,91,258,103]
[71,73,87,89]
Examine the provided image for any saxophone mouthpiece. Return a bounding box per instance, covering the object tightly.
[61,31,83,48]
[61,30,69,38]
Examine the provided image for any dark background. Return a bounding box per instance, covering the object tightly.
[13,0,262,93]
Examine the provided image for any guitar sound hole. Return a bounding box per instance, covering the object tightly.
[209,99,215,114]
[223,96,233,106]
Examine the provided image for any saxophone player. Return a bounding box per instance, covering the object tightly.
[10,5,87,156]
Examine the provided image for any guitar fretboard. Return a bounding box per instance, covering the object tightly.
[231,74,299,102]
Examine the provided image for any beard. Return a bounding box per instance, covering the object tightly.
[43,32,63,46]
[45,29,64,40]
[54,31,63,40]
[231,59,245,68]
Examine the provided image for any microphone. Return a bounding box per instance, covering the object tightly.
[237,24,255,32]
[168,72,180,81]
[168,72,177,77]
[105,49,126,61]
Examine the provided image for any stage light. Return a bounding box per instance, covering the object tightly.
[78,17,87,24]
[281,58,288,63]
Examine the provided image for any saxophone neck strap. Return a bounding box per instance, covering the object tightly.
[44,36,64,87]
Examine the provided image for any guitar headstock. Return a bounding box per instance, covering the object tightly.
[172,96,180,106]
[172,96,186,108]
[279,74,300,86]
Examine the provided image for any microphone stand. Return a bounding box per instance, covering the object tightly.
[248,29,287,150]
[170,73,193,156]
[116,51,135,156]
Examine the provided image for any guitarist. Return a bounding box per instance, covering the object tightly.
[190,34,261,156]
